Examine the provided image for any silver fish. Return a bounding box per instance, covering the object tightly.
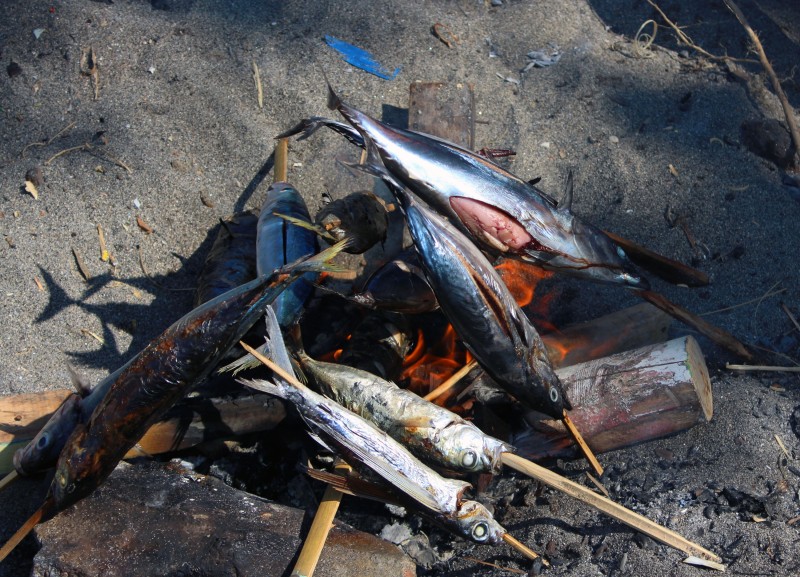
[397,185,570,419]
[240,308,507,546]
[318,86,646,288]
[294,348,512,474]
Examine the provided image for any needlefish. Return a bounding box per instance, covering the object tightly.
[43,241,347,518]
[279,87,647,288]
[239,308,537,555]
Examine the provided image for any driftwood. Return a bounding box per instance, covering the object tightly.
[514,336,712,460]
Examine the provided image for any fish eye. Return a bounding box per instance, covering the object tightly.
[549,387,559,403]
[65,483,75,495]
[461,450,478,469]
[471,521,489,542]
[36,432,50,449]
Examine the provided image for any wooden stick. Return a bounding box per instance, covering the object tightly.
[562,412,603,476]
[275,138,289,183]
[501,533,548,565]
[423,360,477,401]
[291,463,350,577]
[638,290,752,360]
[0,503,45,562]
[726,364,800,373]
[500,453,722,564]
[724,0,800,169]
[603,230,709,287]
[0,470,18,492]
[240,341,300,388]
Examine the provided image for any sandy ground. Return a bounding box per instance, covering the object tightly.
[1,0,799,575]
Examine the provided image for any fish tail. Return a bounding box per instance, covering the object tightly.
[275,117,366,149]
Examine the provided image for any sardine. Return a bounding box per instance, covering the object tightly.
[239,308,508,546]
[46,242,347,517]
[294,347,513,474]
[257,182,318,327]
[290,87,646,288]
[396,185,570,419]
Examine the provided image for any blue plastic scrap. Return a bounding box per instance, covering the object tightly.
[324,35,400,80]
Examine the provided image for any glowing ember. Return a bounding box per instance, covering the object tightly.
[400,325,470,396]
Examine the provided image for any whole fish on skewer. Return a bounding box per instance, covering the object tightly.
[257,182,319,328]
[237,310,541,558]
[36,243,347,522]
[293,343,512,475]
[279,88,646,288]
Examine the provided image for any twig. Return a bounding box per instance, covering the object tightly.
[781,303,800,334]
[252,61,263,109]
[97,224,110,262]
[646,0,758,64]
[432,23,459,48]
[723,0,800,169]
[21,121,76,157]
[45,143,89,165]
[72,247,91,281]
[700,287,786,316]
[423,359,477,402]
[500,453,723,564]
[462,557,526,575]
[726,364,800,373]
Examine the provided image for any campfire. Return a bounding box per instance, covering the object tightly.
[0,81,740,575]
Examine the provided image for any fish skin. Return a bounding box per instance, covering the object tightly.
[399,188,571,419]
[357,249,439,314]
[323,85,645,288]
[47,243,346,516]
[241,307,507,546]
[257,182,318,327]
[295,348,512,474]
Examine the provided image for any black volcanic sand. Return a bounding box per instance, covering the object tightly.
[1,1,799,576]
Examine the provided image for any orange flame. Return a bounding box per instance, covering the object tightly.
[401,325,471,396]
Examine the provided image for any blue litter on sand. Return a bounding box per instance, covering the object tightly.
[324,35,400,80]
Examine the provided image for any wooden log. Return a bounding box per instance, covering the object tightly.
[0,393,286,476]
[408,81,474,149]
[513,336,712,460]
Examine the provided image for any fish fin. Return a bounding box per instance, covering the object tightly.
[273,211,337,242]
[527,177,542,186]
[303,466,403,505]
[326,81,342,111]
[217,344,267,375]
[402,416,436,429]
[238,377,285,399]
[66,363,92,396]
[275,117,366,149]
[285,239,352,275]
[558,169,574,212]
[263,306,294,375]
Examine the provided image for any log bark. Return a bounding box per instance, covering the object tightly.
[513,336,712,460]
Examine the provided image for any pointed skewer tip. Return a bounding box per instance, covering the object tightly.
[501,533,549,566]
[562,410,604,477]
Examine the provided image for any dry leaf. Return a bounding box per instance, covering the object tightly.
[136,215,153,234]
[24,180,38,199]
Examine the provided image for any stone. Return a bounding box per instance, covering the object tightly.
[33,461,416,577]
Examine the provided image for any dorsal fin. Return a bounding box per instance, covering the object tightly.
[526,177,541,186]
[66,363,92,396]
[559,169,574,212]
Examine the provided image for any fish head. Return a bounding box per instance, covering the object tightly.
[14,393,83,476]
[443,426,508,474]
[454,500,506,545]
[50,423,106,512]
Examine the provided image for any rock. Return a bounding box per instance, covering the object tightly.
[740,119,795,169]
[33,461,416,577]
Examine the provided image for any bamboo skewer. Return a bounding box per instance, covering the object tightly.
[0,470,18,492]
[423,360,477,401]
[500,453,722,565]
[562,412,603,476]
[0,503,46,562]
[291,463,350,577]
